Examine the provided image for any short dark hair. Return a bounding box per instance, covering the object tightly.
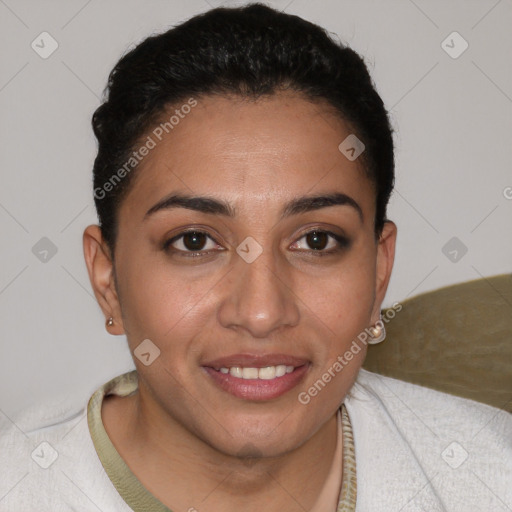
[91,2,394,254]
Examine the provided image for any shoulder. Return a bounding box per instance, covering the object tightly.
[0,380,133,511]
[351,368,512,438]
[345,369,512,510]
[0,395,87,510]
[0,392,88,459]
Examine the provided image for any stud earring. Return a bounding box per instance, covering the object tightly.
[106,317,114,328]
[367,319,386,345]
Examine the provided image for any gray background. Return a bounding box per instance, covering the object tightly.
[1,0,511,417]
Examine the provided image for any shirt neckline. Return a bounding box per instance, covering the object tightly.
[87,370,357,511]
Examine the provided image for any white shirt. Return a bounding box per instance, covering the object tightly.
[0,368,510,511]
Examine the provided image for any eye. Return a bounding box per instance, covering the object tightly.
[163,230,222,257]
[163,228,350,259]
[290,229,350,255]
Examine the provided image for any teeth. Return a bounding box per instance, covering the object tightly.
[242,367,259,379]
[219,364,297,380]
[275,365,287,377]
[258,366,276,380]
[230,367,243,378]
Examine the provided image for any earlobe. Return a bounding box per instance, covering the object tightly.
[371,220,397,323]
[83,225,125,335]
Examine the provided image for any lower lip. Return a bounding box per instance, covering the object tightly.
[202,365,310,401]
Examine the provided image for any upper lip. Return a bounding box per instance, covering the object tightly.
[203,353,310,369]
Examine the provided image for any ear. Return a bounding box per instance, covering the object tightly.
[83,225,125,335]
[371,220,397,324]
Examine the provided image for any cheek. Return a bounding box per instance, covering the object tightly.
[115,250,219,352]
[322,245,376,317]
[310,247,377,357]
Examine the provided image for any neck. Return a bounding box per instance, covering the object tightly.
[106,388,340,512]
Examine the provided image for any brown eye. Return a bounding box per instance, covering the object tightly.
[306,231,329,250]
[291,229,350,255]
[181,231,208,251]
[163,230,221,257]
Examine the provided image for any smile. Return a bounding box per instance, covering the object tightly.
[214,365,296,380]
[202,358,310,400]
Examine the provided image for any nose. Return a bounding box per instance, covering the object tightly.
[217,243,300,339]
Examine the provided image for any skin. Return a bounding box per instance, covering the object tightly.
[83,90,397,512]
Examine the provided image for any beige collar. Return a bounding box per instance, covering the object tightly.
[87,370,357,511]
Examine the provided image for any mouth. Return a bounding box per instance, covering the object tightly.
[214,364,296,379]
[201,354,310,401]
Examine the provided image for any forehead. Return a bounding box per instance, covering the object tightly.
[120,91,374,220]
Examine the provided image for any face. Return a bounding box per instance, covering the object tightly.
[84,91,396,458]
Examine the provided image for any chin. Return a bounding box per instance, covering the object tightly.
[198,415,309,461]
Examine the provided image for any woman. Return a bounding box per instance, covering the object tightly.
[1,3,510,511]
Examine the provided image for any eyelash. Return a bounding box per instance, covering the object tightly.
[162,228,350,259]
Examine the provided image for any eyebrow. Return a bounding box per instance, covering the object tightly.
[144,192,363,222]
